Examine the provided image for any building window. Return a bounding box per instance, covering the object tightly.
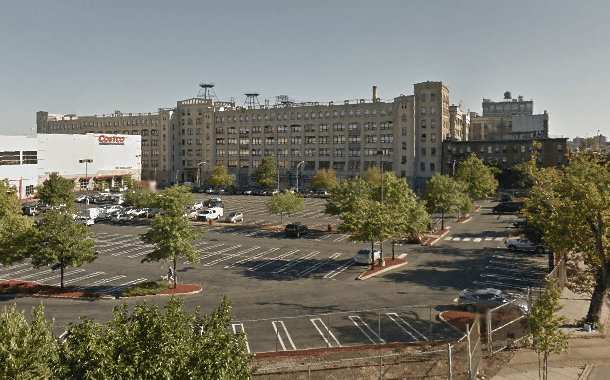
[0,151,20,165]
[421,94,426,102]
[430,93,435,101]
[431,147,436,156]
[421,148,426,156]
[420,162,425,171]
[22,151,37,165]
[333,123,345,131]
[421,107,426,115]
[421,134,426,142]
[430,163,435,171]
[431,133,436,142]
[421,120,426,128]
[431,107,436,115]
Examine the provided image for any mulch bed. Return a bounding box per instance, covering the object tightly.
[433,228,448,236]
[0,280,111,299]
[454,216,471,223]
[360,258,406,277]
[159,284,202,294]
[440,309,528,340]
[0,280,201,299]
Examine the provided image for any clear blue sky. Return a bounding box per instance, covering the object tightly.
[1,0,608,139]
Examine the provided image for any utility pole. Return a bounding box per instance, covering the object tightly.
[79,159,93,214]
[296,161,305,193]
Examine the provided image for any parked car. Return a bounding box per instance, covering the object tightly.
[22,206,38,216]
[225,212,244,223]
[354,248,381,265]
[284,222,308,237]
[457,288,529,314]
[74,217,95,226]
[196,208,224,221]
[184,208,198,219]
[111,213,133,224]
[505,237,545,253]
[406,233,425,244]
[512,219,527,228]
[492,202,524,214]
[192,201,204,210]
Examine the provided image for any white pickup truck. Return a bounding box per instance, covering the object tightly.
[196,207,224,221]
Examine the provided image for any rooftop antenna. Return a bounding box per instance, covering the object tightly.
[244,92,261,108]
[198,83,215,99]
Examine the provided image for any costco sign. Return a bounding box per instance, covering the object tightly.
[98,135,125,145]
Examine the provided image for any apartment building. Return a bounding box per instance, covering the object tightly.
[37,81,454,189]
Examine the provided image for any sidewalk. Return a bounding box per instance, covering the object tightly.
[492,288,610,380]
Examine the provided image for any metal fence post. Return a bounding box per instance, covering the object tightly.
[275,318,279,355]
[379,355,382,380]
[466,323,472,378]
[327,313,330,349]
[429,307,433,342]
[378,311,381,344]
[447,343,452,380]
[308,364,311,380]
[486,309,492,355]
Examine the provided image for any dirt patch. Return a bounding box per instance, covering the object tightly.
[359,258,406,278]
[159,284,202,295]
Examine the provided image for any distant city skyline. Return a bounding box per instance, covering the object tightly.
[1,0,608,139]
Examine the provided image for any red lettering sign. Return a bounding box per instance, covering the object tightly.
[98,135,126,143]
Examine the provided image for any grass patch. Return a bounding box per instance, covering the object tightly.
[122,281,171,297]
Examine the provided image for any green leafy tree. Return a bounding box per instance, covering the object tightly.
[382,174,430,260]
[266,191,304,225]
[0,179,34,265]
[253,155,277,189]
[525,278,568,380]
[422,173,469,230]
[140,186,203,288]
[523,153,610,325]
[26,210,97,290]
[326,176,372,217]
[206,164,233,188]
[310,168,338,190]
[94,180,109,191]
[455,154,500,199]
[0,302,60,379]
[37,172,75,208]
[123,176,141,190]
[360,166,382,188]
[123,188,156,208]
[58,295,255,379]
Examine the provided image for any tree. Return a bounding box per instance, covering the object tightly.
[266,191,304,225]
[0,302,59,379]
[455,154,499,199]
[253,155,277,189]
[37,172,75,208]
[360,166,382,188]
[0,179,34,266]
[326,176,372,217]
[422,173,469,230]
[523,153,610,325]
[526,278,568,380]
[140,186,203,288]
[123,176,141,190]
[206,164,233,188]
[58,295,255,379]
[310,168,338,190]
[26,210,97,290]
[123,188,156,208]
[382,174,430,260]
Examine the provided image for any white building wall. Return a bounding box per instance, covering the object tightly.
[0,135,39,200]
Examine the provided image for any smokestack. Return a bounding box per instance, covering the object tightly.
[373,86,377,103]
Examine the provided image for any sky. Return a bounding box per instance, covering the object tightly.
[1,0,608,139]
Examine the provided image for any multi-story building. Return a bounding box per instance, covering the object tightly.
[37,81,454,189]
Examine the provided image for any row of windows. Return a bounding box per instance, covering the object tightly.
[46,119,160,131]
[215,107,394,123]
[0,151,37,165]
[216,148,394,158]
[215,122,392,135]
[218,160,391,171]
[214,134,394,145]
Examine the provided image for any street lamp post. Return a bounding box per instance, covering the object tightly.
[197,161,206,188]
[296,161,305,193]
[79,159,93,213]
[376,150,385,268]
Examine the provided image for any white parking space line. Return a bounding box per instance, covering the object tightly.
[474,238,482,242]
[225,248,279,269]
[36,269,86,284]
[333,235,350,242]
[324,258,355,279]
[248,250,299,271]
[111,278,148,292]
[297,253,341,277]
[199,245,242,261]
[52,272,104,286]
[271,320,296,351]
[311,318,341,348]
[485,237,493,241]
[127,249,155,258]
[232,323,251,354]
[1,266,35,279]
[445,237,453,241]
[0,262,30,273]
[15,269,53,281]
[462,238,471,242]
[397,253,408,259]
[386,312,426,341]
[349,316,385,344]
[315,234,333,241]
[204,246,260,266]
[72,275,126,291]
[272,251,320,274]
[494,237,504,241]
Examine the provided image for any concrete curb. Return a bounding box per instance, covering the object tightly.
[424,228,451,246]
[357,261,408,280]
[0,293,114,301]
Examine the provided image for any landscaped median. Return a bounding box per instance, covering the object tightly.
[0,280,202,300]
[357,257,408,280]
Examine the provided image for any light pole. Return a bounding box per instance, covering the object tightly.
[296,161,305,193]
[376,150,385,268]
[79,159,93,213]
[197,161,206,188]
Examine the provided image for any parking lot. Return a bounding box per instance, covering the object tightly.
[1,196,553,353]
